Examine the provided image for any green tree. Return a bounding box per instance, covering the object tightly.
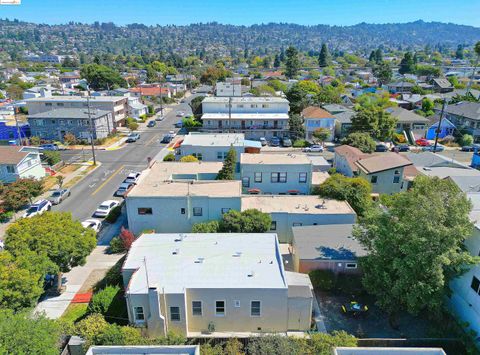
[354,176,476,316]
[421,98,435,116]
[310,331,357,354]
[89,285,120,315]
[273,54,281,68]
[163,153,175,162]
[192,221,220,233]
[179,155,199,162]
[284,46,300,79]
[0,309,60,355]
[312,127,331,145]
[316,85,343,105]
[398,52,415,75]
[5,212,97,292]
[314,174,372,217]
[373,61,392,86]
[350,107,397,141]
[246,335,308,355]
[43,150,61,166]
[189,95,205,118]
[318,43,330,67]
[455,44,464,59]
[460,134,474,146]
[80,64,126,90]
[219,209,272,233]
[374,48,383,64]
[341,132,376,154]
[216,147,236,180]
[289,114,305,142]
[415,64,442,78]
[286,81,320,114]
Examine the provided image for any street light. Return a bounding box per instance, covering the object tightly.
[85,84,97,166]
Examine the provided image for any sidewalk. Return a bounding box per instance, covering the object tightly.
[0,161,101,239]
[34,211,126,319]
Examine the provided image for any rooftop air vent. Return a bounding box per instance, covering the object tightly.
[172,249,179,255]
[247,271,255,277]
[233,252,242,257]
[194,257,205,264]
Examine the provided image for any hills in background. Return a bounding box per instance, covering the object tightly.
[0,19,479,57]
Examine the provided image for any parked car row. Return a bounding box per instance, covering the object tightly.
[161,131,176,144]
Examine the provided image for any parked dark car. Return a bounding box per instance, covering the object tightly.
[392,144,410,152]
[281,138,292,147]
[375,144,388,152]
[270,137,281,147]
[147,120,156,127]
[174,121,183,128]
[161,135,173,144]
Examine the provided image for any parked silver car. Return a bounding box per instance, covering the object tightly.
[48,188,71,205]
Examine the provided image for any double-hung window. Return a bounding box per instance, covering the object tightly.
[134,306,145,321]
[254,172,262,183]
[192,301,202,316]
[271,172,287,183]
[215,300,225,316]
[193,207,203,216]
[170,306,180,321]
[242,177,250,188]
[251,301,261,317]
[299,172,307,183]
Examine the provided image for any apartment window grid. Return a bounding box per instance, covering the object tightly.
[134,306,145,321]
[254,172,262,183]
[170,306,180,321]
[271,172,287,183]
[251,301,261,317]
[299,172,307,183]
[215,300,225,316]
[192,301,202,316]
[193,207,203,216]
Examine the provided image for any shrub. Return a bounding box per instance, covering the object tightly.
[460,134,474,146]
[119,227,135,251]
[42,150,61,166]
[89,285,120,315]
[179,155,199,163]
[309,269,335,291]
[29,136,41,146]
[147,105,154,114]
[192,221,220,233]
[336,273,364,295]
[327,167,337,175]
[105,205,122,224]
[63,133,77,145]
[293,139,311,148]
[109,237,125,254]
[393,132,406,143]
[163,153,175,162]
[342,132,376,153]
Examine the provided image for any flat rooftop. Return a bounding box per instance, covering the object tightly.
[241,195,356,215]
[128,162,242,198]
[123,233,287,294]
[292,224,368,261]
[240,153,311,165]
[181,133,245,147]
[202,96,289,104]
[201,113,289,120]
[86,345,200,355]
[334,347,446,355]
[28,108,110,119]
[26,95,126,103]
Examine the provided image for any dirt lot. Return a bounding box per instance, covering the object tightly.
[317,291,434,338]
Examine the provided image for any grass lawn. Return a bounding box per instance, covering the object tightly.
[61,303,89,324]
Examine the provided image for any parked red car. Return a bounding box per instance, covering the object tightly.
[415,138,430,147]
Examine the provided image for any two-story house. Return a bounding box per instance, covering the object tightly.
[122,232,313,337]
[302,106,336,141]
[28,108,115,142]
[439,102,480,142]
[201,97,290,139]
[26,96,128,126]
[0,146,45,183]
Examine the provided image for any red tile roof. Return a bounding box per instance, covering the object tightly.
[129,86,170,96]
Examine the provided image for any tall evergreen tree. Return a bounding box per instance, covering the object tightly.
[398,52,415,75]
[216,147,236,180]
[285,46,300,79]
[374,48,383,64]
[455,44,464,59]
[318,43,330,67]
[368,50,376,63]
[274,54,281,68]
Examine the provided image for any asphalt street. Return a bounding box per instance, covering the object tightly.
[53,95,198,221]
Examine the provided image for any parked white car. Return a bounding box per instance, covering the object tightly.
[81,219,103,233]
[22,199,52,218]
[124,172,141,184]
[302,145,324,152]
[94,200,120,217]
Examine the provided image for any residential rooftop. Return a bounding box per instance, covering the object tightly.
[386,106,429,123]
[86,345,200,355]
[123,233,286,294]
[334,347,446,355]
[28,108,111,119]
[202,96,289,104]
[201,113,289,120]
[302,106,335,119]
[355,152,412,174]
[26,95,126,103]
[0,146,29,164]
[292,224,368,261]
[240,153,311,165]
[180,133,262,148]
[241,195,355,215]
[128,162,242,197]
[444,101,480,120]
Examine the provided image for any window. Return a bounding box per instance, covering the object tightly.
[370,176,378,184]
[51,120,56,124]
[193,153,203,161]
[134,306,145,321]
[180,208,186,214]
[138,208,152,215]
[299,172,307,183]
[393,176,400,183]
[346,263,358,269]
[221,208,231,214]
[254,172,262,183]
[270,221,277,230]
[6,165,15,174]
[192,301,202,316]
[59,120,65,126]
[271,172,287,183]
[57,103,64,107]
[292,223,302,227]
[217,151,227,160]
[193,207,203,216]
[234,300,241,308]
[215,301,225,316]
[170,306,180,321]
[242,177,250,188]
[471,276,480,294]
[45,103,53,107]
[251,301,261,317]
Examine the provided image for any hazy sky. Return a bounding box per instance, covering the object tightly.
[1,0,479,27]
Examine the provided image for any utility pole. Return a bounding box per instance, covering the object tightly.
[433,98,447,154]
[86,86,97,166]
[13,106,23,146]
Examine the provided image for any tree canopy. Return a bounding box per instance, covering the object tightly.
[284,46,300,79]
[350,107,397,141]
[216,147,237,180]
[398,52,416,75]
[318,43,330,67]
[354,176,476,316]
[80,63,127,90]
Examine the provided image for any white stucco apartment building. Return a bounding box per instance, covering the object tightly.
[125,161,356,243]
[240,153,313,195]
[201,97,290,139]
[122,233,313,337]
[0,146,45,183]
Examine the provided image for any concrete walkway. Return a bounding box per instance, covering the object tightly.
[35,246,124,319]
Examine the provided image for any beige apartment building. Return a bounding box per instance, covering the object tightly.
[122,233,313,337]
